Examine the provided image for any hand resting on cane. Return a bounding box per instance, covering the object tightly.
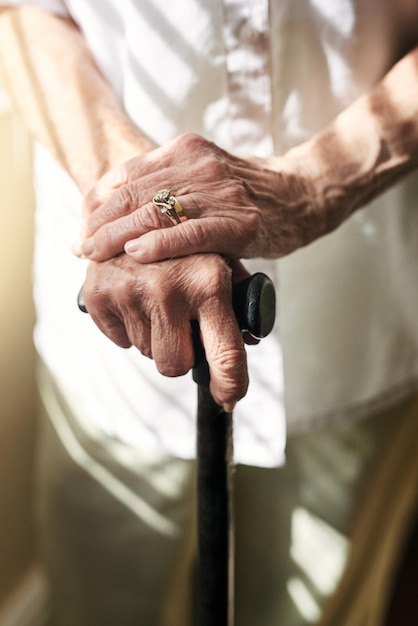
[81,252,249,410]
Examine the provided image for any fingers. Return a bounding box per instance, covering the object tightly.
[83,297,133,349]
[81,149,166,225]
[75,169,203,261]
[77,132,280,266]
[194,257,248,407]
[151,314,195,377]
[75,201,168,261]
[83,178,156,238]
[83,254,249,409]
[77,203,246,263]
[124,220,213,262]
[80,154,196,244]
[78,188,261,264]
[123,217,247,263]
[198,301,248,408]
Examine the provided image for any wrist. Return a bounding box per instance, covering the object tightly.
[262,149,333,250]
[284,139,352,235]
[281,126,370,239]
[71,123,157,195]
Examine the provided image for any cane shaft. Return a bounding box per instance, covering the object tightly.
[78,273,276,626]
[197,386,234,626]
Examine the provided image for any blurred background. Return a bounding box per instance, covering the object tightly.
[0,80,48,625]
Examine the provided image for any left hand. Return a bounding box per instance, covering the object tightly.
[74,132,322,264]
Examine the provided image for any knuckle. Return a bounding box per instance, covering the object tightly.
[145,268,167,301]
[211,347,249,400]
[105,163,129,188]
[174,133,222,167]
[83,278,109,313]
[228,178,251,204]
[83,288,131,349]
[177,131,205,151]
[212,345,246,370]
[154,332,193,378]
[133,202,165,231]
[83,164,129,214]
[174,220,205,250]
[91,224,122,259]
[233,208,261,248]
[126,322,152,358]
[201,256,232,295]
[82,192,96,217]
[112,184,139,218]
[89,185,138,235]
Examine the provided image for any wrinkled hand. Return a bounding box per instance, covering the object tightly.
[82,252,249,409]
[75,133,320,264]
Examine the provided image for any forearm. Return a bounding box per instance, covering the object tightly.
[58,29,418,265]
[0,5,153,192]
[280,45,418,230]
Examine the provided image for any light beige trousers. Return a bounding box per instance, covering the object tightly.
[35,362,418,626]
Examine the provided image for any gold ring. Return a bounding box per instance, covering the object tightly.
[152,189,188,226]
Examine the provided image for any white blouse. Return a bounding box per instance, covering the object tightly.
[4,0,418,466]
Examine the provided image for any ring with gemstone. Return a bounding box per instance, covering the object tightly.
[152,189,188,226]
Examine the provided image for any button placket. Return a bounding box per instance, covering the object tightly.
[222,0,274,156]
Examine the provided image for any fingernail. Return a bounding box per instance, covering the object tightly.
[223,402,236,413]
[125,239,139,253]
[79,238,94,257]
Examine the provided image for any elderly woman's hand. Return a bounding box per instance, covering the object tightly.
[82,252,249,410]
[74,132,324,264]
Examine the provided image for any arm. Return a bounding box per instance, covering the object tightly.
[74,44,418,263]
[0,5,248,409]
[0,4,153,191]
[283,45,418,228]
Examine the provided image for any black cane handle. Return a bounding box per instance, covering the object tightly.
[77,287,88,313]
[231,272,276,340]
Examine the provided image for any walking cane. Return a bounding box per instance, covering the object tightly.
[192,273,276,626]
[78,272,275,626]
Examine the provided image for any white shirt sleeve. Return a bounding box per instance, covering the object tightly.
[0,0,69,16]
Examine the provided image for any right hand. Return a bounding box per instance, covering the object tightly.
[82,252,249,409]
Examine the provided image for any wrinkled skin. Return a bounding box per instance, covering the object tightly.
[75,133,321,264]
[82,252,249,408]
[75,132,322,405]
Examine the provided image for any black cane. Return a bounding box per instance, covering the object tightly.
[77,272,276,626]
[192,273,276,626]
